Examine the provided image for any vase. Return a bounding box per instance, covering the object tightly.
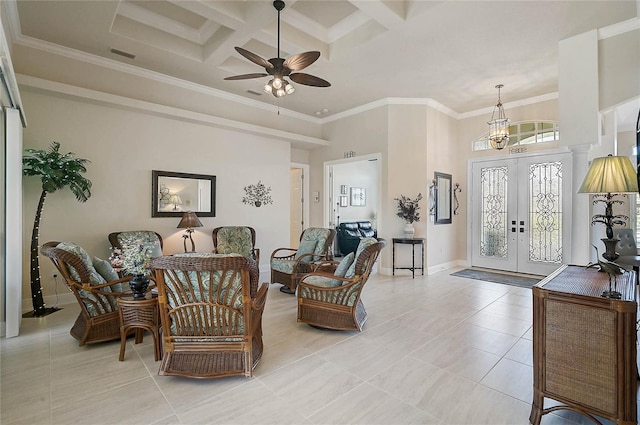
[254,201,262,207]
[403,222,415,238]
[129,274,150,300]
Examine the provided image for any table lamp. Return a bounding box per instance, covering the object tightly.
[177,211,203,252]
[578,154,638,261]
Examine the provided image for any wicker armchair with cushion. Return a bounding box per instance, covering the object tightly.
[108,230,163,261]
[297,237,385,331]
[212,226,260,264]
[41,241,141,346]
[150,254,268,379]
[270,227,336,294]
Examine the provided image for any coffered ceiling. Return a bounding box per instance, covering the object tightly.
[5,0,639,121]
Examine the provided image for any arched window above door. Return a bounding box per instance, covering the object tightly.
[473,121,560,151]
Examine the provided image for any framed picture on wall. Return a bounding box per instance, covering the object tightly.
[340,185,348,194]
[350,187,366,206]
[340,196,348,207]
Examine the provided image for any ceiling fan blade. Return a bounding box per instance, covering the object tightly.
[224,73,269,80]
[290,73,331,87]
[284,51,320,71]
[234,47,273,70]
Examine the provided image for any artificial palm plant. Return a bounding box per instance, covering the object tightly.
[23,142,92,316]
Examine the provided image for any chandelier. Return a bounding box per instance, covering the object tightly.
[487,84,510,150]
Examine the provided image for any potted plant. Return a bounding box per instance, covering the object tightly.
[394,193,423,237]
[23,142,92,316]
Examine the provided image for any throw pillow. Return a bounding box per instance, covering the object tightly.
[345,237,378,278]
[93,256,122,292]
[295,239,318,263]
[331,252,355,286]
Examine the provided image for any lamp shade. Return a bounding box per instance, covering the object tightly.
[177,211,203,229]
[578,155,639,194]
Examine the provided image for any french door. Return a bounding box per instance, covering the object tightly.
[471,152,572,276]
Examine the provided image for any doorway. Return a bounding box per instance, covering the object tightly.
[470,152,572,275]
[290,163,309,248]
[324,153,382,231]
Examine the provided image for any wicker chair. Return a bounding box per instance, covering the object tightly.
[41,241,138,346]
[150,254,268,379]
[270,227,336,294]
[297,238,385,331]
[212,226,260,264]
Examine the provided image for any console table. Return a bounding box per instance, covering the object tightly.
[392,238,425,278]
[530,264,637,425]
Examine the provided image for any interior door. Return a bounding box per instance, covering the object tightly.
[471,152,572,276]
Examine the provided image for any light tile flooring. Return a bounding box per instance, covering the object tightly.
[1,268,637,424]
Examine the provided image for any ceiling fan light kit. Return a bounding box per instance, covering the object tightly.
[224,0,330,98]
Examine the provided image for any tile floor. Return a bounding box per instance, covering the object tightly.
[1,268,636,424]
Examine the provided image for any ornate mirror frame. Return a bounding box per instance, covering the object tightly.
[152,170,216,218]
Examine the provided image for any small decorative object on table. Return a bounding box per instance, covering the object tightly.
[242,181,273,207]
[121,240,154,299]
[394,193,422,237]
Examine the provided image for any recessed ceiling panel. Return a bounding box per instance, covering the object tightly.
[291,0,358,28]
[129,0,207,29]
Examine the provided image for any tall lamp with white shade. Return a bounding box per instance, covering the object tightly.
[578,154,639,261]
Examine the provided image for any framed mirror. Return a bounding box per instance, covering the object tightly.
[434,172,452,224]
[152,170,216,218]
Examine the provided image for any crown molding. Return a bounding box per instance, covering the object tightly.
[12,33,323,124]
[598,17,639,40]
[18,74,329,148]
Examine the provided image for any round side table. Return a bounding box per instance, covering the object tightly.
[117,296,162,361]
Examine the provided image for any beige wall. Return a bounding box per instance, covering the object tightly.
[21,88,291,307]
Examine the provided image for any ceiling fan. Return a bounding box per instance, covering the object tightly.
[224,0,331,98]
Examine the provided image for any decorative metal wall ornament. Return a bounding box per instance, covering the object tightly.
[453,183,462,215]
[242,181,273,207]
[428,180,436,216]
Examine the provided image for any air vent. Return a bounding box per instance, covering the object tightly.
[109,48,136,59]
[247,89,263,96]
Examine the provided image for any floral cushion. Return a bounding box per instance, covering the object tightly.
[271,259,296,274]
[215,227,254,258]
[116,231,163,258]
[294,239,318,263]
[303,227,332,257]
[345,237,378,278]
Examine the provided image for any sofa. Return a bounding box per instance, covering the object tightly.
[337,221,377,256]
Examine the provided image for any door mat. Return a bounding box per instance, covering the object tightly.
[451,268,543,288]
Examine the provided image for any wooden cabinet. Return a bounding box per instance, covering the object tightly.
[530,265,637,425]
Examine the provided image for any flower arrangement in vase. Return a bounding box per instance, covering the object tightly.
[394,193,423,237]
[121,240,154,299]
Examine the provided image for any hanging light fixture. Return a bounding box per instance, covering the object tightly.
[487,84,510,150]
[224,1,330,98]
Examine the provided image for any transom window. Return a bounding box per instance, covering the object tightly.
[473,121,560,151]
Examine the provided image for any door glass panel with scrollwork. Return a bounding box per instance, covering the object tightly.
[480,166,508,259]
[528,161,563,264]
